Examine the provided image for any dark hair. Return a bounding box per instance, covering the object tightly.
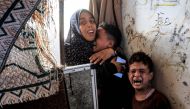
[128,52,154,73]
[98,22,122,48]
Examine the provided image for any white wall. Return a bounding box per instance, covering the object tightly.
[122,0,190,109]
[48,0,61,64]
[64,0,90,40]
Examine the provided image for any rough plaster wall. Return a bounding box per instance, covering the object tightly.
[122,0,190,109]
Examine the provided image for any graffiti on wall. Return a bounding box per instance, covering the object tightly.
[170,25,189,46]
[151,0,178,10]
[153,12,171,36]
[136,0,178,10]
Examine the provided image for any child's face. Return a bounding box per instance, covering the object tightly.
[128,62,153,91]
[93,27,113,52]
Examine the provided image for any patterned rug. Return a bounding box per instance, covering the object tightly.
[0,0,41,72]
[0,0,60,105]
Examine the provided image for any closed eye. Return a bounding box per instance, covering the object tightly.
[139,69,145,74]
[130,70,136,74]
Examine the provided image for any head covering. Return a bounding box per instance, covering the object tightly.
[64,9,95,66]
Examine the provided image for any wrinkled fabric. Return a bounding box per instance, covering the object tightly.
[64,9,94,66]
[89,0,123,33]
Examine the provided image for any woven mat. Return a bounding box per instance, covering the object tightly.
[0,0,60,105]
[0,0,42,72]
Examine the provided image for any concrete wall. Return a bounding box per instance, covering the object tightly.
[122,0,190,109]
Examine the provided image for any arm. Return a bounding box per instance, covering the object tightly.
[89,47,126,65]
[89,48,115,65]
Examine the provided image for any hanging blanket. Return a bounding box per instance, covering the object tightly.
[0,0,60,105]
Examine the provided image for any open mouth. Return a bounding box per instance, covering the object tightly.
[87,30,95,35]
[133,79,142,85]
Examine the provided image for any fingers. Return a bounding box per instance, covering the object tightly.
[89,53,104,64]
[90,49,113,64]
[99,58,106,65]
[89,54,98,63]
[94,58,103,64]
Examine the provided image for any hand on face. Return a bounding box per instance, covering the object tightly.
[79,11,96,42]
[128,62,153,91]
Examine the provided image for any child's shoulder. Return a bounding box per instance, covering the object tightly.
[152,89,171,108]
[153,89,169,100]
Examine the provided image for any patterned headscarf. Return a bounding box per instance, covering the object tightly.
[64,9,95,66]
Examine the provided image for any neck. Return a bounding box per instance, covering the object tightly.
[135,87,154,101]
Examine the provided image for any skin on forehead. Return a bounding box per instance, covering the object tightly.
[129,64,150,73]
[80,11,93,19]
[79,11,95,25]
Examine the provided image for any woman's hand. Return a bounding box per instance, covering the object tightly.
[89,48,114,65]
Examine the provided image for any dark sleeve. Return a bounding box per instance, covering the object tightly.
[64,43,80,66]
[120,70,134,109]
[64,43,91,66]
[96,62,117,89]
[64,43,75,66]
[115,47,127,60]
[103,62,118,75]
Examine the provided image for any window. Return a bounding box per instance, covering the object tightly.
[64,0,90,40]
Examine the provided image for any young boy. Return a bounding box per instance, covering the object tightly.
[93,22,134,109]
[128,52,171,109]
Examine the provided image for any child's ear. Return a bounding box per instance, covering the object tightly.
[149,72,154,80]
[107,40,114,48]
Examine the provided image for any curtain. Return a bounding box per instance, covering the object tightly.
[89,0,123,33]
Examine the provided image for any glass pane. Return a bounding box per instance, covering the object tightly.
[64,64,98,109]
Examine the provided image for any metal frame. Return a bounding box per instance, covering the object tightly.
[64,63,99,109]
